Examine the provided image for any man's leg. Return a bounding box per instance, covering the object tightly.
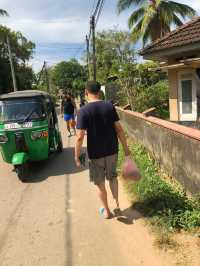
[109,178,119,209]
[71,119,76,135]
[66,120,71,136]
[90,158,112,218]
[96,182,112,218]
[106,154,119,209]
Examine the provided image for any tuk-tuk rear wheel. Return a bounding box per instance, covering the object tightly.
[15,164,29,182]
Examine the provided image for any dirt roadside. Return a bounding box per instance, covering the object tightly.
[0,118,199,266]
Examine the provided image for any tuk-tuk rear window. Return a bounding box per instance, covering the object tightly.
[0,98,46,123]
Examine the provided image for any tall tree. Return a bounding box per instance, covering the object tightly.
[0,25,35,94]
[95,29,135,83]
[94,29,168,116]
[50,59,87,95]
[117,0,196,45]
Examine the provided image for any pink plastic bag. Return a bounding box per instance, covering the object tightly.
[122,157,141,181]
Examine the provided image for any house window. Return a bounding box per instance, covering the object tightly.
[181,80,192,114]
[178,72,197,121]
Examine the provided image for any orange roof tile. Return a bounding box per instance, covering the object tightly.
[140,17,200,55]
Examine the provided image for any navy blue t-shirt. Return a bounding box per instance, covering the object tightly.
[76,101,120,159]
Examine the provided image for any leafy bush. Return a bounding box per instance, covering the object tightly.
[118,142,200,232]
[133,80,169,118]
[116,62,169,119]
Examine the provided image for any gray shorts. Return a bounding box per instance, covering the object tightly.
[89,154,118,185]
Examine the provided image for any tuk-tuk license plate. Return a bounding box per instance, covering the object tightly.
[5,122,33,130]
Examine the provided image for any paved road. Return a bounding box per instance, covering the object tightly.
[0,119,174,266]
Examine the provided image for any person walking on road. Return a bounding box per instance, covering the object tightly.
[61,94,77,137]
[75,81,130,219]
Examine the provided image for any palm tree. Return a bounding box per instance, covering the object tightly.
[117,0,196,46]
[0,9,8,17]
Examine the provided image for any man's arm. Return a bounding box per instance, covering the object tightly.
[75,129,85,167]
[114,121,130,156]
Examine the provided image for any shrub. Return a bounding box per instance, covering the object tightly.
[119,142,200,232]
[117,80,169,119]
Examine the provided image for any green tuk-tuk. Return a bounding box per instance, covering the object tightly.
[0,90,63,181]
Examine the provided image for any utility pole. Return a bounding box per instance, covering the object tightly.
[86,35,90,79]
[44,61,50,93]
[90,16,96,81]
[37,62,45,86]
[7,36,17,92]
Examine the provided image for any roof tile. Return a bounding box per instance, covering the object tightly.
[140,16,200,55]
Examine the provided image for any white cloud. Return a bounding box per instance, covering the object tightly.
[179,0,200,10]
[1,0,199,71]
[3,17,87,43]
[1,0,198,44]
[0,0,128,43]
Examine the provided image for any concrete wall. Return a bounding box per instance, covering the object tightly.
[117,108,200,194]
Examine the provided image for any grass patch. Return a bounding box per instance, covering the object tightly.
[118,141,200,232]
[154,232,179,251]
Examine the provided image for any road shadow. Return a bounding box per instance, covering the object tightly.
[116,206,143,225]
[26,147,88,183]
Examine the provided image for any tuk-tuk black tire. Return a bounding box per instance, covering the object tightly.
[16,164,29,182]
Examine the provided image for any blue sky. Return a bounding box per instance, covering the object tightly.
[1,0,200,71]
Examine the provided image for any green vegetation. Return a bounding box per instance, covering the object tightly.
[51,59,87,93]
[117,0,196,45]
[95,30,134,83]
[118,141,200,232]
[117,63,169,118]
[154,232,179,251]
[0,25,35,94]
[133,79,169,118]
[37,59,87,97]
[94,30,169,118]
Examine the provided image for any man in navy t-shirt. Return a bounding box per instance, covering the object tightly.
[75,81,130,219]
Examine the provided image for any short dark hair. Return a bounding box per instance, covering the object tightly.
[85,81,101,95]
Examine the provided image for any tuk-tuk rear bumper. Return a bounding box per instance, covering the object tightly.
[12,152,29,165]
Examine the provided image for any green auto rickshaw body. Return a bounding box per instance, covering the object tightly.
[0,120,49,164]
[0,90,62,169]
[12,152,29,165]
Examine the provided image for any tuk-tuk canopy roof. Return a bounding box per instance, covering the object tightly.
[0,90,50,100]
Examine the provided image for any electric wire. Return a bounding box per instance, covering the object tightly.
[93,0,102,17]
[95,0,105,27]
[90,0,97,16]
[72,43,86,58]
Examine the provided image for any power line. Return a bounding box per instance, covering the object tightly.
[93,0,102,17]
[90,15,96,80]
[88,0,105,40]
[87,0,106,80]
[72,44,86,58]
[95,0,105,27]
[88,26,92,41]
[90,0,97,16]
[6,36,17,92]
[36,62,45,85]
[44,61,50,93]
[75,48,86,59]
[86,35,90,78]
[37,46,86,50]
